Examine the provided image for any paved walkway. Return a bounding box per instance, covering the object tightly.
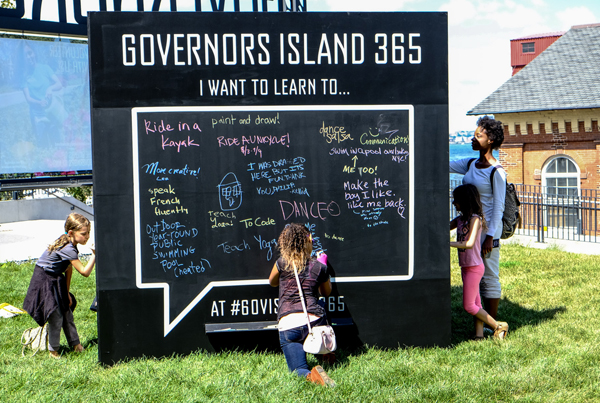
[506,234,599,255]
[0,220,598,263]
[0,220,95,263]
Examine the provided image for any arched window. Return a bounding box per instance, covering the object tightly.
[543,156,579,196]
[542,156,580,229]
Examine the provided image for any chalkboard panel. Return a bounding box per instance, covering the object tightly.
[89,11,450,364]
[131,105,413,334]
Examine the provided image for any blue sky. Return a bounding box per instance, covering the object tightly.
[30,0,600,132]
[313,0,600,132]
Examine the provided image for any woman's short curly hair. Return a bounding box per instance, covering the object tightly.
[477,116,504,150]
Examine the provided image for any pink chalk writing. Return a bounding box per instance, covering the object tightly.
[161,135,200,152]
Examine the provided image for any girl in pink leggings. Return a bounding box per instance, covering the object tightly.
[450,184,508,340]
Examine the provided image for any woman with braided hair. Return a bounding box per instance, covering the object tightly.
[269,223,335,387]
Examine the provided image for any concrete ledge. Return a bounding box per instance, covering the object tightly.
[0,197,93,224]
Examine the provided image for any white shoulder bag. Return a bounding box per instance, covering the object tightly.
[293,263,337,355]
[21,324,48,357]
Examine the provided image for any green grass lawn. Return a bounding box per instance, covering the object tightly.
[2,243,599,402]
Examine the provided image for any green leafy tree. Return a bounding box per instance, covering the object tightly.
[1,0,16,9]
[65,186,93,204]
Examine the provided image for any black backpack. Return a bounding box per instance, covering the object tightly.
[467,159,521,239]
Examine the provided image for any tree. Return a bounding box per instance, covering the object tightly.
[65,186,93,204]
[1,1,16,10]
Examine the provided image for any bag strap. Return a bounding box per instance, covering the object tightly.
[490,166,497,193]
[293,263,313,333]
[21,324,47,357]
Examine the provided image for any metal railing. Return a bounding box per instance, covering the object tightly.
[450,180,599,243]
[1,188,94,208]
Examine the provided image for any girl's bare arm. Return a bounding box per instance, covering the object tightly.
[450,216,481,249]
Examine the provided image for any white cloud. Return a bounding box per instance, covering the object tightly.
[480,0,503,13]
[447,26,513,131]
[530,0,545,6]
[439,0,477,25]
[493,3,546,31]
[555,7,598,31]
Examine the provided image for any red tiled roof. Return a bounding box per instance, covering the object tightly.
[511,31,565,41]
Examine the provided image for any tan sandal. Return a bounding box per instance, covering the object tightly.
[493,322,509,340]
[49,350,61,359]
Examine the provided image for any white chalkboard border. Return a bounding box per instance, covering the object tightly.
[131,105,414,336]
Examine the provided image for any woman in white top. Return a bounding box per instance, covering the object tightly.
[450,116,506,319]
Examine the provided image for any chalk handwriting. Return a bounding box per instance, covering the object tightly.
[279,200,341,221]
[147,185,189,216]
[161,134,200,152]
[240,145,263,158]
[324,233,345,241]
[254,113,280,125]
[240,217,276,228]
[253,235,278,261]
[320,121,354,144]
[217,240,251,254]
[212,114,237,128]
[304,223,327,255]
[247,157,308,196]
[217,133,290,148]
[208,211,236,229]
[329,147,350,156]
[144,119,174,134]
[173,260,211,278]
[360,127,408,146]
[218,173,243,211]
[344,178,406,222]
[142,161,200,180]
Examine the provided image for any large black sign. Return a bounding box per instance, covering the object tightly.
[89,12,449,364]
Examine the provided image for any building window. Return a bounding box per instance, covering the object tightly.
[522,42,535,53]
[543,156,580,228]
[539,122,546,134]
[565,121,572,133]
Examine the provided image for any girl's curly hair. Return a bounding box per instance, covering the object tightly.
[48,213,90,253]
[277,223,313,273]
[477,115,504,150]
[453,184,487,231]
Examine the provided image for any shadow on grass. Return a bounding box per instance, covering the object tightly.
[84,337,98,348]
[450,285,566,344]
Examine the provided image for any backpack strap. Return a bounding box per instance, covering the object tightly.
[470,159,501,194]
[490,166,498,193]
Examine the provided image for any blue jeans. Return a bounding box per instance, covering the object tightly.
[279,316,327,377]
